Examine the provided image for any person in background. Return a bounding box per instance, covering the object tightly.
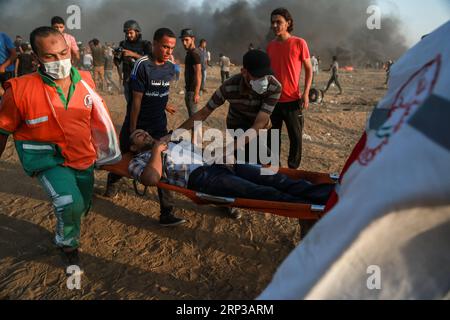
[310,55,319,86]
[385,59,394,85]
[14,35,24,54]
[51,16,80,64]
[90,38,106,91]
[82,46,93,72]
[15,43,37,77]
[219,53,231,83]
[0,32,17,99]
[179,28,202,117]
[114,19,152,104]
[323,55,342,95]
[104,46,120,94]
[198,38,208,93]
[207,50,212,67]
[266,7,313,169]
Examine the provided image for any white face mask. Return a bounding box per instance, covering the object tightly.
[250,76,269,94]
[41,58,72,80]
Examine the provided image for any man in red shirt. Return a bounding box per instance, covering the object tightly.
[267,7,313,169]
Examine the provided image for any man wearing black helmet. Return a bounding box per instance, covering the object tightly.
[104,20,152,198]
[114,20,152,103]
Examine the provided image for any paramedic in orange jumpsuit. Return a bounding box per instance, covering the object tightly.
[0,27,109,267]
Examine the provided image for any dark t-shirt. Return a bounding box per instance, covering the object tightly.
[128,56,176,135]
[92,45,105,67]
[17,52,35,76]
[184,48,201,92]
[14,39,23,52]
[118,39,152,84]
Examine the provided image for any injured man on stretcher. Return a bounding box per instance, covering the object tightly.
[128,129,335,204]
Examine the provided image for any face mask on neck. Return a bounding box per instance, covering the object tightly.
[41,58,72,80]
[249,76,269,94]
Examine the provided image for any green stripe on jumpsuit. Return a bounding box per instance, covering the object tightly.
[38,165,94,249]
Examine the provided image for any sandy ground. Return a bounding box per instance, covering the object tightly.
[0,66,387,299]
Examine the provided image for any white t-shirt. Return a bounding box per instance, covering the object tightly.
[311,56,319,73]
[83,53,93,67]
[220,56,231,72]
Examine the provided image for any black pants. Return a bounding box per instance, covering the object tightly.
[221,71,230,83]
[188,164,334,205]
[268,100,304,169]
[108,121,174,216]
[325,74,342,93]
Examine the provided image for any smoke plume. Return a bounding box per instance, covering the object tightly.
[0,0,408,65]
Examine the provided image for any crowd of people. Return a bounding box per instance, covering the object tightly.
[0,3,448,302]
[0,8,393,271]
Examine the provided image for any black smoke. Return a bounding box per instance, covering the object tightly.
[0,0,408,65]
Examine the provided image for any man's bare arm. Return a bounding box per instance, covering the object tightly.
[251,111,271,131]
[140,142,167,186]
[233,111,271,151]
[302,58,313,109]
[123,49,143,60]
[130,91,144,133]
[0,48,17,72]
[193,64,202,103]
[178,106,214,131]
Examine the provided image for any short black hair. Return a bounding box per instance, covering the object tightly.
[51,16,65,26]
[29,26,64,54]
[271,7,294,33]
[153,28,176,42]
[92,38,100,46]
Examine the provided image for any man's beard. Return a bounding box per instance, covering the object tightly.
[142,141,154,151]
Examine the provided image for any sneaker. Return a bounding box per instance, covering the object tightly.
[159,213,187,227]
[104,174,121,198]
[104,183,119,198]
[225,207,242,219]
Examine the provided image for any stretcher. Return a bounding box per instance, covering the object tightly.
[101,153,338,222]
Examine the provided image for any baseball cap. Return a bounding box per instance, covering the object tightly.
[179,28,195,38]
[243,49,274,78]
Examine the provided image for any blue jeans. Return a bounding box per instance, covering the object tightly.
[184,91,199,117]
[187,164,334,204]
[201,68,206,90]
